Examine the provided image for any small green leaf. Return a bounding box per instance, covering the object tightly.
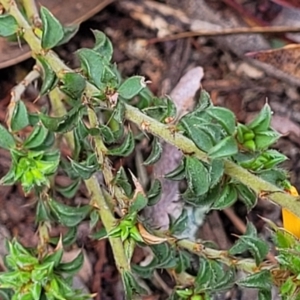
[180,117,214,152]
[144,137,162,165]
[132,263,154,279]
[40,6,64,49]
[236,184,257,211]
[195,258,212,290]
[69,158,98,180]
[129,193,148,214]
[170,209,188,235]
[207,107,236,135]
[0,124,15,150]
[56,179,81,198]
[60,72,86,99]
[77,48,104,89]
[248,103,272,132]
[92,30,113,61]
[39,114,63,132]
[113,167,132,197]
[212,184,237,210]
[92,227,108,240]
[147,179,162,206]
[108,131,135,157]
[36,199,51,222]
[23,124,48,149]
[229,223,269,265]
[209,159,224,188]
[58,251,84,275]
[122,271,147,299]
[48,198,91,227]
[98,124,115,144]
[208,136,238,159]
[185,156,210,197]
[238,270,272,291]
[10,101,29,131]
[195,89,213,111]
[254,130,281,150]
[57,24,79,46]
[118,76,147,100]
[37,56,58,95]
[258,290,272,300]
[0,15,18,37]
[165,160,186,181]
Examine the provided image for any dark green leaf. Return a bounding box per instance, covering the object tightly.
[39,114,64,132]
[69,158,98,180]
[147,179,162,206]
[144,137,162,165]
[57,24,79,46]
[0,124,15,150]
[129,193,148,214]
[60,73,86,99]
[36,199,51,222]
[122,271,147,299]
[132,263,154,279]
[118,76,146,100]
[175,250,191,273]
[43,249,63,268]
[10,101,29,131]
[238,270,272,291]
[248,103,272,132]
[92,227,108,240]
[23,124,48,149]
[92,30,113,61]
[185,156,210,196]
[212,184,237,210]
[165,160,186,181]
[254,130,281,150]
[242,236,269,265]
[195,258,212,291]
[170,209,188,235]
[0,14,18,37]
[89,210,99,229]
[236,184,257,211]
[208,136,238,159]
[77,48,104,89]
[180,117,214,152]
[37,55,58,96]
[206,107,236,135]
[40,6,64,49]
[48,198,91,227]
[58,251,84,275]
[195,89,213,112]
[56,179,81,198]
[98,124,115,144]
[113,167,132,197]
[209,159,224,188]
[108,131,135,157]
[258,290,272,300]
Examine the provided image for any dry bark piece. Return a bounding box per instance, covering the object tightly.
[0,0,113,69]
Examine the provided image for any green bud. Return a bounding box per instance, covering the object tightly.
[243,131,255,141]
[243,140,256,151]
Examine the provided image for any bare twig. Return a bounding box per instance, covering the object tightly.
[148,26,300,44]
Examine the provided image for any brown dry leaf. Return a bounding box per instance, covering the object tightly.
[247,44,300,78]
[271,115,300,137]
[137,222,168,245]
